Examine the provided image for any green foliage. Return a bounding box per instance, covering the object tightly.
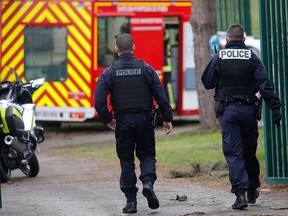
[250,0,260,37]
[50,141,118,160]
[50,126,265,181]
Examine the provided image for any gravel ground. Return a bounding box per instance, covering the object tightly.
[1,124,288,216]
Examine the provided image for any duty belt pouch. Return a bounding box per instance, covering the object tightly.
[214,101,224,118]
[255,97,263,121]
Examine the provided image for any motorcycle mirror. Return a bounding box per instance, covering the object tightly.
[30,78,45,88]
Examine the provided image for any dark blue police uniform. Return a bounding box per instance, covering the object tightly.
[201,40,281,196]
[94,52,173,202]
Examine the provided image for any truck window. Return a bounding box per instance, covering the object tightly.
[24,26,68,82]
[98,17,130,67]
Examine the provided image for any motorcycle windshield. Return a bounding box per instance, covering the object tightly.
[0,66,22,84]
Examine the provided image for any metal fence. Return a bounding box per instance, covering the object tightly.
[259,0,288,184]
[216,0,251,34]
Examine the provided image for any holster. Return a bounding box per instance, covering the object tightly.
[255,97,263,121]
[214,101,224,118]
[151,104,159,128]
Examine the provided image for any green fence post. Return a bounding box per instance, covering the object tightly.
[260,0,288,184]
[281,0,288,177]
[243,0,251,34]
[216,0,252,33]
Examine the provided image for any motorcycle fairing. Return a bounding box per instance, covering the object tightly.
[0,106,25,135]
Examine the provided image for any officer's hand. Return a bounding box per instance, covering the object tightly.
[163,121,172,135]
[107,119,116,131]
[272,109,281,126]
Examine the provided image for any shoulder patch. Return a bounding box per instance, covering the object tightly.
[219,49,251,60]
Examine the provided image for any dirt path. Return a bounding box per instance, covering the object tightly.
[1,125,288,216]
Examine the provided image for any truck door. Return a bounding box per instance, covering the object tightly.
[130,14,164,80]
[163,16,180,110]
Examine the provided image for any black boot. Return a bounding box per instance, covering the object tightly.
[122,201,137,213]
[232,193,248,209]
[247,189,259,204]
[142,182,159,209]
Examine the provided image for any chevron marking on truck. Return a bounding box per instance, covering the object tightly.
[1,1,92,108]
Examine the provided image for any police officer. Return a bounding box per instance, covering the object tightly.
[94,33,173,214]
[201,24,281,210]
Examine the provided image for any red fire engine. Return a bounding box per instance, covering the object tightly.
[0,0,198,123]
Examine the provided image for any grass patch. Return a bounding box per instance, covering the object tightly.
[156,129,223,164]
[49,141,118,161]
[49,126,266,186]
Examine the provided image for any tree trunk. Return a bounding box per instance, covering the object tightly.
[190,0,217,130]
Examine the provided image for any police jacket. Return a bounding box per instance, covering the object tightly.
[94,52,173,124]
[201,40,281,110]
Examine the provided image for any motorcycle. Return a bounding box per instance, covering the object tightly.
[0,66,45,183]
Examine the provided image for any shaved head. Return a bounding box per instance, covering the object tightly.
[226,24,245,41]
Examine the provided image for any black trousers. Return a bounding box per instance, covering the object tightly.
[220,104,260,195]
[115,111,157,200]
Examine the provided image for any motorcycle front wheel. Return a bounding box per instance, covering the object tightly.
[0,157,12,183]
[19,154,39,177]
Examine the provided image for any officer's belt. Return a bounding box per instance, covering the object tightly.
[226,100,254,106]
[114,107,152,115]
[220,86,255,95]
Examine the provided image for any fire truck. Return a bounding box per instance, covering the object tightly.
[0,0,198,123]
